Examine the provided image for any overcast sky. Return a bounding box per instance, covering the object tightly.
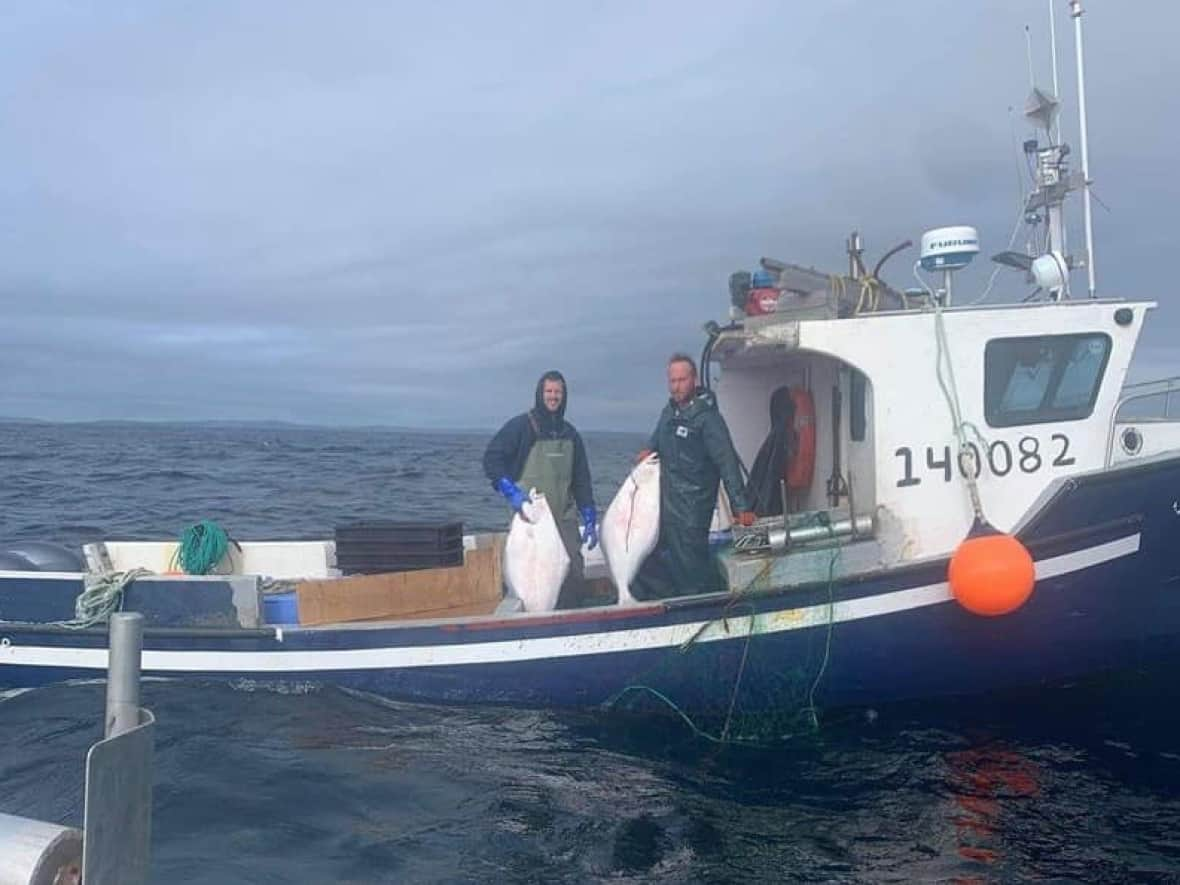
[0,1,1174,430]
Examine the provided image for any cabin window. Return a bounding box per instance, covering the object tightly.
[984,333,1111,427]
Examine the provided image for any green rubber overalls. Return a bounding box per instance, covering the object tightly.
[516,418,586,608]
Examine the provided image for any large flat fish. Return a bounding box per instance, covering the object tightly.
[600,454,660,606]
[503,490,570,613]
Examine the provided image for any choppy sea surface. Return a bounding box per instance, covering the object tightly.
[2,421,1179,883]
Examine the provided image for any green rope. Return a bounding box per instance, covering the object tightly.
[607,686,725,743]
[605,524,844,745]
[802,546,840,730]
[172,520,231,575]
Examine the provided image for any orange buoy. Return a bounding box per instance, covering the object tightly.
[948,532,1035,616]
[785,387,816,492]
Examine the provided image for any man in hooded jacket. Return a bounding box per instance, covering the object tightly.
[634,353,755,598]
[483,370,597,608]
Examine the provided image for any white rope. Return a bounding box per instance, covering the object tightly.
[914,261,992,525]
[55,568,152,630]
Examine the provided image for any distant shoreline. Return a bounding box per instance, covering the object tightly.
[0,416,644,436]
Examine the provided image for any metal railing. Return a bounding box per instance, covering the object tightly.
[1115,376,1180,421]
[1106,376,1180,465]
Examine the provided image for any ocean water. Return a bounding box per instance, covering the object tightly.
[2,421,1180,883]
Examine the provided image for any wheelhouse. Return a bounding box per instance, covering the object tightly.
[708,298,1153,589]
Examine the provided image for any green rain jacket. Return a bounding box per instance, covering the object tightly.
[648,387,750,531]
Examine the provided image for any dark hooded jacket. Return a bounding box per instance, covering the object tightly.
[648,386,750,531]
[482,371,595,511]
[746,386,796,516]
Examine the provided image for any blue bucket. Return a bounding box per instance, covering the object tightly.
[263,590,299,625]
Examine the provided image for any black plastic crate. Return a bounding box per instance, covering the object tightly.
[336,548,465,575]
[334,520,466,575]
[334,520,463,550]
[333,538,464,557]
[335,549,465,566]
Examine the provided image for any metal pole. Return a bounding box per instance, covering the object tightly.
[1070,0,1097,298]
[846,231,862,278]
[1049,0,1069,263]
[105,612,143,739]
[1049,0,1063,145]
[1024,25,1036,92]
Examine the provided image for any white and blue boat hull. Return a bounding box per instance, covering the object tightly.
[2,457,1176,714]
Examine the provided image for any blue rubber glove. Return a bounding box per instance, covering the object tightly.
[579,505,598,550]
[494,477,529,514]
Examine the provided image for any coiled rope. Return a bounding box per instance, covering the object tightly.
[171,520,232,575]
[55,568,152,629]
[830,273,885,316]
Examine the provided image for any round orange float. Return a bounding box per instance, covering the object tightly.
[948,531,1035,616]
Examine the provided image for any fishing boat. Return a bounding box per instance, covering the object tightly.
[3,4,1178,727]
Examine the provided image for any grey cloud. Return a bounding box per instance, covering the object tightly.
[0,1,1176,427]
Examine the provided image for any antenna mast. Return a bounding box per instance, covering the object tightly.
[1070,0,1097,298]
[1048,1,1063,146]
[1048,0,1069,264]
[1024,26,1036,91]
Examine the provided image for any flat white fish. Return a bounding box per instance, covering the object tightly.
[503,490,570,613]
[600,454,661,606]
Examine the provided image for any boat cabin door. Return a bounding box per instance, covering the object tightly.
[714,352,876,521]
